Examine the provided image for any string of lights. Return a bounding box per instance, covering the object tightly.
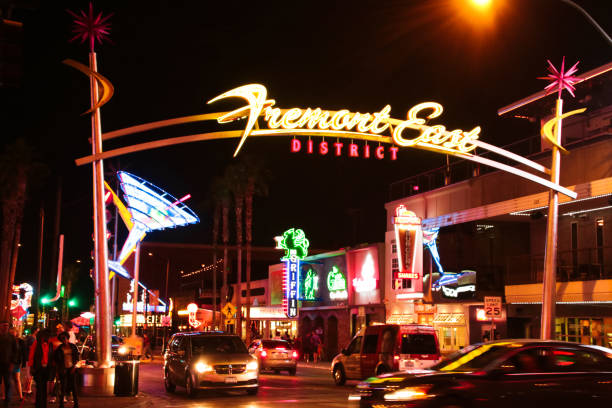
[180,258,224,278]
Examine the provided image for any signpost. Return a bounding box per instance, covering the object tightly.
[222,302,237,319]
[484,296,502,341]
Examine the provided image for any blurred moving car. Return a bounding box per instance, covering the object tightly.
[332,324,440,385]
[248,339,298,375]
[163,331,259,397]
[349,340,612,407]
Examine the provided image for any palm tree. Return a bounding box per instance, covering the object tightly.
[0,139,46,323]
[225,164,247,337]
[243,157,270,344]
[210,176,231,329]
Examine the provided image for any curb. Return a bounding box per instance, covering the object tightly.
[298,362,330,370]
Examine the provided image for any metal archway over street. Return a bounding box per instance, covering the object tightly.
[75,83,577,199]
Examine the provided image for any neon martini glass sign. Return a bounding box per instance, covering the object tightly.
[115,171,199,266]
[277,228,309,318]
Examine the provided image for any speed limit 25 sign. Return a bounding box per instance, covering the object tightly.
[484,296,502,319]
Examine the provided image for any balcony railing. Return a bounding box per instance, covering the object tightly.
[505,247,612,286]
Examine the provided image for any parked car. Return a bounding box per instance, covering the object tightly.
[79,335,129,361]
[248,339,298,375]
[163,331,259,397]
[332,324,440,385]
[348,340,612,407]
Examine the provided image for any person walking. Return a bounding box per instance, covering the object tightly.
[54,333,78,408]
[29,329,53,408]
[310,331,322,364]
[8,328,25,402]
[0,322,17,407]
[23,329,37,396]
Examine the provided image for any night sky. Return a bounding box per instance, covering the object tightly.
[6,0,612,292]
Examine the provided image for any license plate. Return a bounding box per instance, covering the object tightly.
[224,377,237,384]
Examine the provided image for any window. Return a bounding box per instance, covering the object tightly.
[347,336,362,355]
[596,219,604,268]
[241,287,265,297]
[380,328,397,354]
[391,258,399,272]
[169,336,181,352]
[363,334,379,354]
[549,347,612,371]
[571,222,578,273]
[391,240,397,254]
[191,336,248,355]
[401,333,437,355]
[505,347,551,372]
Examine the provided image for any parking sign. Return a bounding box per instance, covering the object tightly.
[484,296,502,319]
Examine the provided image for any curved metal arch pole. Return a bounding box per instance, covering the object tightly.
[76,128,576,199]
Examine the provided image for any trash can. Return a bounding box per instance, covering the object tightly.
[113,360,139,396]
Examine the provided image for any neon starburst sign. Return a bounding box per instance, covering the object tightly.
[67,2,112,52]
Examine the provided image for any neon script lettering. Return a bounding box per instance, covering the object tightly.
[208,84,480,157]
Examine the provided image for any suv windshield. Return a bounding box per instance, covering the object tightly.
[262,340,291,349]
[401,333,437,355]
[191,336,248,355]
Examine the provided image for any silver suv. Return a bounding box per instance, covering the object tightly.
[163,332,259,397]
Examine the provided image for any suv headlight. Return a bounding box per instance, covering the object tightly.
[246,361,258,372]
[384,385,433,401]
[195,362,213,373]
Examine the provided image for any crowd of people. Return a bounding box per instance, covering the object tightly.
[0,321,81,408]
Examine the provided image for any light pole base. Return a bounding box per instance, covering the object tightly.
[79,366,115,396]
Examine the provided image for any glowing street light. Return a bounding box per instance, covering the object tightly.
[68,299,77,308]
[470,0,491,7]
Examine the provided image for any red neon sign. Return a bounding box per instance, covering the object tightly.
[291,139,397,160]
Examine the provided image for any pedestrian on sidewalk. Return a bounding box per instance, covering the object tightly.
[54,333,78,408]
[0,322,17,407]
[310,331,322,364]
[22,328,37,396]
[29,329,53,408]
[8,328,25,402]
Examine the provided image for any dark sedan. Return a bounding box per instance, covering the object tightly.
[349,340,612,408]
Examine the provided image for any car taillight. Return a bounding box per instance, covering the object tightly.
[261,349,267,358]
[292,351,298,359]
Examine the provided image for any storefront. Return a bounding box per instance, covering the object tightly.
[270,243,387,360]
[433,303,469,354]
[506,280,612,346]
[241,305,298,340]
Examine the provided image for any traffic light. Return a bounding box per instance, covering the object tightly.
[40,296,51,305]
[68,299,77,307]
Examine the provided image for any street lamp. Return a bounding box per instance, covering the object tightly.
[467,0,612,47]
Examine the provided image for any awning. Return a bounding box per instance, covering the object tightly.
[386,314,415,325]
[433,313,465,325]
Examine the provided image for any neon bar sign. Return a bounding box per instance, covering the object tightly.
[353,253,377,293]
[327,266,348,300]
[303,269,319,300]
[393,205,421,279]
[277,228,309,318]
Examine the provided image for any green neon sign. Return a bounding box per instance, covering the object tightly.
[278,228,310,260]
[327,266,348,300]
[303,269,319,300]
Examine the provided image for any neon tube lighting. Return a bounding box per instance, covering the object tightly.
[510,193,612,215]
[562,205,612,217]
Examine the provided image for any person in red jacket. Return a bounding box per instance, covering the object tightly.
[28,329,53,408]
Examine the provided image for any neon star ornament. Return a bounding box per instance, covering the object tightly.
[67,2,113,52]
[539,57,580,98]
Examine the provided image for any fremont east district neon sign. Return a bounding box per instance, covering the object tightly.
[77,83,576,199]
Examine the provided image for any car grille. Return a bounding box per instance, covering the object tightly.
[214,364,246,374]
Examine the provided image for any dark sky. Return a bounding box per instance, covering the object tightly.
[7,0,612,289]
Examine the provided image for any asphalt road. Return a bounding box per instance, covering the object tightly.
[136,360,358,408]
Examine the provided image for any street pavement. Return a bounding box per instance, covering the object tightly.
[13,360,358,408]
